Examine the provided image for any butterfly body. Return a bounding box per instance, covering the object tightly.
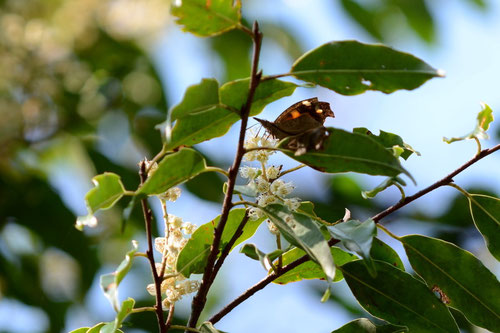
[254,97,334,140]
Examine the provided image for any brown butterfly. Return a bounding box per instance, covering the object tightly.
[254,97,334,155]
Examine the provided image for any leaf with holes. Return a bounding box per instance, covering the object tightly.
[444,102,494,143]
[402,235,500,331]
[340,260,459,332]
[171,0,241,37]
[291,41,441,95]
[353,127,419,160]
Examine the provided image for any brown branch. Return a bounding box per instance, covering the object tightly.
[207,142,500,325]
[139,161,166,333]
[186,21,263,330]
[165,303,175,331]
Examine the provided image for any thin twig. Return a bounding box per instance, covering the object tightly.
[165,303,175,330]
[139,161,166,333]
[186,21,263,330]
[208,143,500,324]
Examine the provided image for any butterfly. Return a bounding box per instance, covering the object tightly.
[254,97,334,155]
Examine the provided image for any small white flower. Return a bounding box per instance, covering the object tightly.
[75,215,98,230]
[166,288,182,303]
[154,237,166,253]
[167,214,183,228]
[182,222,197,235]
[255,176,270,193]
[266,165,281,180]
[248,207,264,220]
[145,160,158,177]
[270,180,294,197]
[257,194,277,207]
[159,187,181,202]
[284,198,301,211]
[244,136,260,149]
[239,166,259,180]
[176,280,200,294]
[260,136,278,148]
[266,220,280,235]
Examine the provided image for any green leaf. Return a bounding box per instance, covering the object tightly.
[100,241,138,311]
[401,235,500,331]
[370,238,405,271]
[340,0,383,41]
[171,0,241,37]
[199,321,226,333]
[136,148,208,196]
[220,78,297,116]
[296,201,317,217]
[362,177,405,199]
[260,204,335,282]
[353,128,419,160]
[331,318,408,333]
[340,260,459,332]
[291,41,441,95]
[282,128,412,179]
[72,323,124,333]
[104,298,135,333]
[398,0,435,43]
[273,247,357,284]
[443,102,494,143]
[329,219,377,275]
[233,181,259,197]
[240,243,284,271]
[176,208,265,277]
[468,194,500,260]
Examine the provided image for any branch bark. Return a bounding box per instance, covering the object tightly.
[186,21,263,330]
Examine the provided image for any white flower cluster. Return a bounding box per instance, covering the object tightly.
[146,187,200,308]
[243,134,278,164]
[239,135,302,234]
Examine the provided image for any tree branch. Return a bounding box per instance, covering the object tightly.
[139,161,166,333]
[208,142,500,325]
[186,21,263,330]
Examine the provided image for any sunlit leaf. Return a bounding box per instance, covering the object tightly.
[468,194,500,260]
[339,0,383,41]
[273,247,357,284]
[291,41,441,95]
[340,260,459,332]
[171,0,241,37]
[136,149,208,196]
[282,128,412,180]
[362,177,405,199]
[101,298,135,333]
[402,235,500,331]
[176,209,265,277]
[443,102,494,143]
[100,241,138,311]
[199,321,226,333]
[260,204,335,282]
[329,219,377,275]
[331,318,407,333]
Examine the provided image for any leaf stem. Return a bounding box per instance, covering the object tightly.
[376,223,401,241]
[131,306,156,313]
[186,21,263,330]
[278,164,306,178]
[139,160,166,333]
[205,166,230,178]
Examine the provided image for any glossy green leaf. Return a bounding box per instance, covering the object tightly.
[163,78,239,150]
[220,78,297,116]
[331,318,407,333]
[444,102,494,143]
[353,128,419,160]
[136,149,208,196]
[273,246,357,284]
[329,219,377,275]
[260,204,335,282]
[171,0,241,37]
[340,260,459,332]
[370,238,404,271]
[282,128,411,179]
[104,298,135,333]
[176,208,265,277]
[402,235,500,331]
[291,41,441,95]
[100,241,138,311]
[468,194,500,260]
[240,243,284,271]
